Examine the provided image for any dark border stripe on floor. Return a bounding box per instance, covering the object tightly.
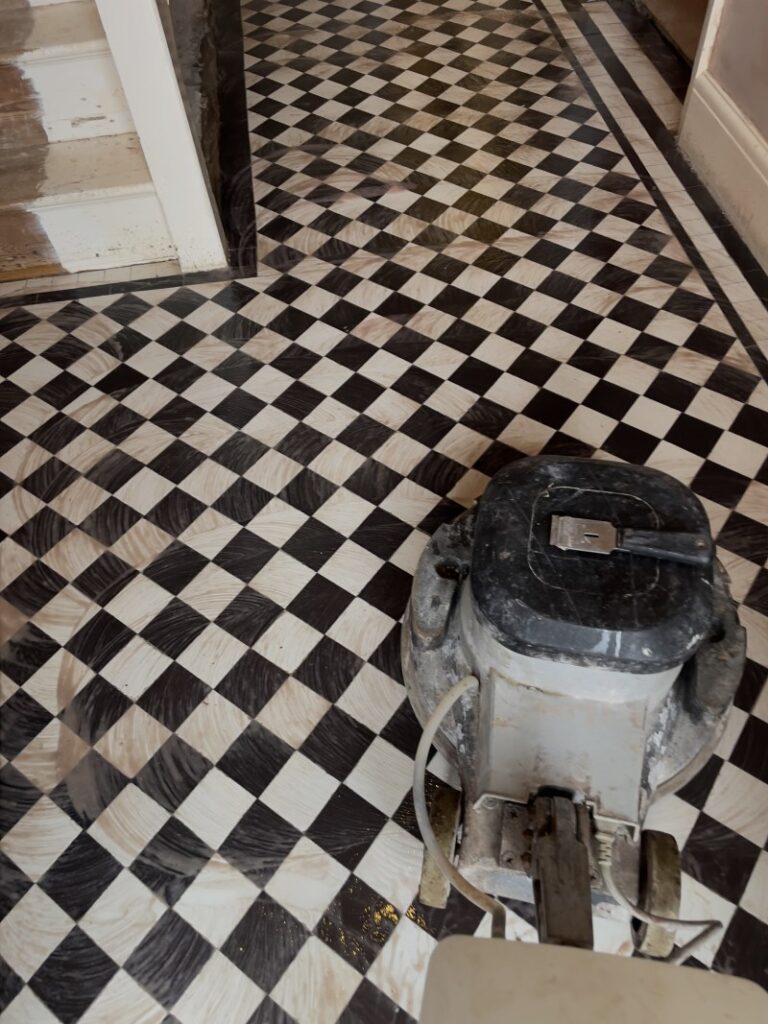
[212,0,258,272]
[563,0,768,309]
[0,263,261,311]
[607,0,692,100]
[537,0,768,382]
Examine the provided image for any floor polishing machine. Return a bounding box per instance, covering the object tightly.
[402,455,746,959]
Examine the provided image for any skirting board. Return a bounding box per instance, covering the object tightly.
[680,71,768,274]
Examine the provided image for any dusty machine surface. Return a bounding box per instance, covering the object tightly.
[403,456,746,954]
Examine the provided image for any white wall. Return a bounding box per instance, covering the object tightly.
[709,0,768,140]
[680,0,768,273]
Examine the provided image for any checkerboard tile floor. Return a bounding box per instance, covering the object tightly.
[2,0,768,1020]
[247,0,674,272]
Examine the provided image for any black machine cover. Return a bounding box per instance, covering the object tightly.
[470,456,716,672]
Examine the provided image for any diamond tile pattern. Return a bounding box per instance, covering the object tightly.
[1,0,768,1019]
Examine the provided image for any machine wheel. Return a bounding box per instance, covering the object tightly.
[632,830,681,959]
[419,784,461,909]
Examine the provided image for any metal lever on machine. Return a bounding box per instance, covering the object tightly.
[530,794,594,950]
[549,515,712,566]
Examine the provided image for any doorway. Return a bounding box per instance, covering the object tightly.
[638,0,709,63]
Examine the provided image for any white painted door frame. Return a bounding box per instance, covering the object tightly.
[680,0,768,273]
[94,0,227,272]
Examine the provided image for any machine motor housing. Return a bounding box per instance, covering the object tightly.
[402,457,745,860]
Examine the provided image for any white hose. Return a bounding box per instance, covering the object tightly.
[413,676,508,939]
[599,840,720,964]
